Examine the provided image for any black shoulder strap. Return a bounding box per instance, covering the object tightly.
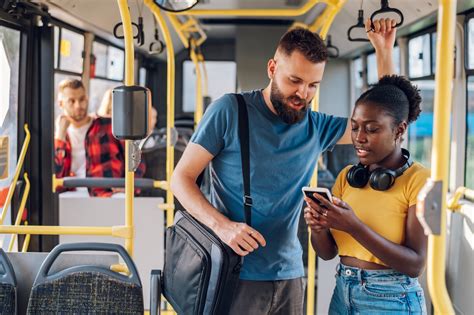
[234,94,252,227]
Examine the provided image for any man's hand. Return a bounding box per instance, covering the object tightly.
[366,18,397,52]
[55,115,71,141]
[214,220,266,256]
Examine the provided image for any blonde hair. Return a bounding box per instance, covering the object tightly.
[58,79,85,94]
[97,89,113,118]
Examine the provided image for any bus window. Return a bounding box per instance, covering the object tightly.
[467,77,474,189]
[89,78,119,114]
[0,25,20,240]
[465,17,474,189]
[106,46,124,81]
[393,46,400,74]
[58,28,84,74]
[89,40,124,113]
[182,60,237,113]
[408,80,434,167]
[367,52,377,85]
[408,33,431,79]
[352,57,363,105]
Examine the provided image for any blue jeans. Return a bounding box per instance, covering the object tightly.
[329,263,427,314]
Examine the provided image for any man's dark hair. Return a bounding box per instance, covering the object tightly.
[277,27,328,63]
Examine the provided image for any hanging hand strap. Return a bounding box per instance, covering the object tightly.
[234,94,252,226]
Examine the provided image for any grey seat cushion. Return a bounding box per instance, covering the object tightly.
[27,271,143,314]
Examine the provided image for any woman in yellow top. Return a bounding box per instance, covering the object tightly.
[304,75,430,314]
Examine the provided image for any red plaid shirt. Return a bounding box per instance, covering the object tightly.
[54,117,146,197]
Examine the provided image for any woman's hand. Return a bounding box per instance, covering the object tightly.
[303,206,327,233]
[365,18,397,52]
[304,194,362,235]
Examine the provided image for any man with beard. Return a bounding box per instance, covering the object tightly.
[54,79,145,197]
[171,20,396,314]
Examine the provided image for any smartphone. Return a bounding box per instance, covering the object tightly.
[301,187,333,205]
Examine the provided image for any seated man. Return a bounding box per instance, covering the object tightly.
[54,79,145,197]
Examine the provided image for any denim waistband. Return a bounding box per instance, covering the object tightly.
[336,263,416,283]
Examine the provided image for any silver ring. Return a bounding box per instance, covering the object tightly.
[322,210,328,217]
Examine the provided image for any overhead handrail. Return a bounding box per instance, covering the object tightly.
[0,124,30,225]
[167,14,207,49]
[370,0,404,29]
[52,176,168,190]
[170,0,340,17]
[8,173,30,252]
[416,0,457,314]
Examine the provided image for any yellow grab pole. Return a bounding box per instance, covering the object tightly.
[0,225,119,236]
[21,221,30,252]
[117,0,135,256]
[307,2,346,314]
[172,0,322,16]
[199,53,209,97]
[1,124,30,225]
[145,0,176,227]
[427,0,456,314]
[8,172,30,252]
[166,14,190,49]
[189,41,204,128]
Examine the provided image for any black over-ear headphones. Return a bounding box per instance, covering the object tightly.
[346,148,413,191]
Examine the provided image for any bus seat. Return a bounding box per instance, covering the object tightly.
[26,243,143,314]
[0,249,16,315]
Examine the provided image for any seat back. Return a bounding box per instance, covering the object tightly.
[0,249,16,315]
[26,243,143,314]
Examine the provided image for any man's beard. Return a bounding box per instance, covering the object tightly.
[68,109,87,122]
[270,81,309,124]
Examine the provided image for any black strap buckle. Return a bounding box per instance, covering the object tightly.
[243,195,253,207]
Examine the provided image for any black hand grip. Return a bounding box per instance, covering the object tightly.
[149,40,165,55]
[370,0,404,28]
[113,22,140,40]
[347,9,370,42]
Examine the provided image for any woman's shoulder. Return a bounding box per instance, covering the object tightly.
[407,161,430,178]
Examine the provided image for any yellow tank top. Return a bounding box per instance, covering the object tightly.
[331,162,430,266]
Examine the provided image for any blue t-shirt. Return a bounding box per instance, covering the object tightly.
[191,90,347,280]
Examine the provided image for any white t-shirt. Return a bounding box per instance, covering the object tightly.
[67,120,93,178]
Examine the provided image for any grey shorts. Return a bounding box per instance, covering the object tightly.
[228,277,305,315]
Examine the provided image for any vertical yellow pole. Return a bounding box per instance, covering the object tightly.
[427,0,456,314]
[8,173,30,252]
[21,221,31,252]
[0,124,30,225]
[307,2,346,314]
[146,0,176,227]
[117,0,135,256]
[189,42,204,128]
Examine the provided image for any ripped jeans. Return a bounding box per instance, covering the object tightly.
[329,263,427,314]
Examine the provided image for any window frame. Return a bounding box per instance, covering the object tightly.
[91,36,125,83]
[465,12,474,75]
[464,13,474,188]
[407,26,437,81]
[51,19,85,76]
